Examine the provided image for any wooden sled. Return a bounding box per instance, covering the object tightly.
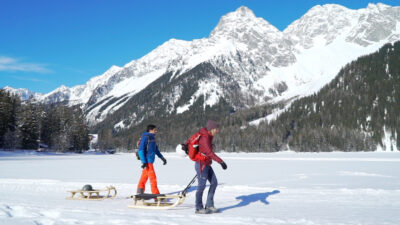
[66,186,117,200]
[127,175,197,209]
[127,193,186,209]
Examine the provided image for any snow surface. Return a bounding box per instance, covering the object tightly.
[1,151,399,225]
[258,35,392,104]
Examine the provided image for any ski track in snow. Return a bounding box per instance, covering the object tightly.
[0,151,400,225]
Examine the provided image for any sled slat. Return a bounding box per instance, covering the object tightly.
[66,186,117,200]
[127,193,186,209]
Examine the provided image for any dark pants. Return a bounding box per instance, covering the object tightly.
[195,162,218,210]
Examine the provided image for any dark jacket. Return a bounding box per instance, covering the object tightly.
[197,127,223,167]
[138,132,164,164]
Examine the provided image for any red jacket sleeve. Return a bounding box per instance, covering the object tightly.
[198,134,223,164]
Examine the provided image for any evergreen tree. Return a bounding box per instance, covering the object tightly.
[0,92,90,152]
[18,103,40,149]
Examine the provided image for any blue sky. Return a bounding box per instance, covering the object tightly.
[1,0,399,94]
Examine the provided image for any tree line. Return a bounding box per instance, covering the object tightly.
[0,90,90,152]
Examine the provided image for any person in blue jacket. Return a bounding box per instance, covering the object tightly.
[137,124,167,194]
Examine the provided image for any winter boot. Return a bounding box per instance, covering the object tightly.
[195,208,211,214]
[205,206,220,213]
[137,188,144,194]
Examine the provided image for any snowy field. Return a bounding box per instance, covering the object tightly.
[0,150,400,225]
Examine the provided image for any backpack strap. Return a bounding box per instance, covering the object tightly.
[143,135,150,151]
[193,134,201,148]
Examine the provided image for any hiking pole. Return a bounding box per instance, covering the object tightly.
[182,174,197,197]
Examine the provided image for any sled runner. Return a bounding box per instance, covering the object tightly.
[128,193,186,209]
[66,185,117,200]
[127,175,197,209]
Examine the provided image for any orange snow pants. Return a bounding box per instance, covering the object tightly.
[137,163,160,194]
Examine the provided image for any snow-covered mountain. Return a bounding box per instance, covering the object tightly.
[2,86,42,101]
[34,65,123,105]
[4,3,400,127]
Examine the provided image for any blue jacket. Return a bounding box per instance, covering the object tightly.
[138,132,164,164]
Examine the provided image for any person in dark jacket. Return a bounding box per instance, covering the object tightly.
[194,120,227,214]
[137,124,167,194]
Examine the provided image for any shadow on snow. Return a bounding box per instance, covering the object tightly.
[219,190,280,212]
[166,185,280,212]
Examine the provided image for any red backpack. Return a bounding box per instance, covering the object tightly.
[187,132,201,160]
[181,131,206,161]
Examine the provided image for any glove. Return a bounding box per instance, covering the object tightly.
[181,144,188,154]
[220,161,227,170]
[161,157,167,165]
[141,163,147,169]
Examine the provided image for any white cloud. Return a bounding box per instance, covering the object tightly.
[0,56,52,73]
[11,76,49,83]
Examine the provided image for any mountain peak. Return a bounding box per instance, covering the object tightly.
[2,86,40,101]
[210,5,280,41]
[231,6,256,18]
[367,3,391,10]
[58,85,68,90]
[44,85,69,96]
[109,65,121,71]
[305,4,350,15]
[2,86,13,91]
[283,2,399,48]
[3,86,31,93]
[217,6,258,25]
